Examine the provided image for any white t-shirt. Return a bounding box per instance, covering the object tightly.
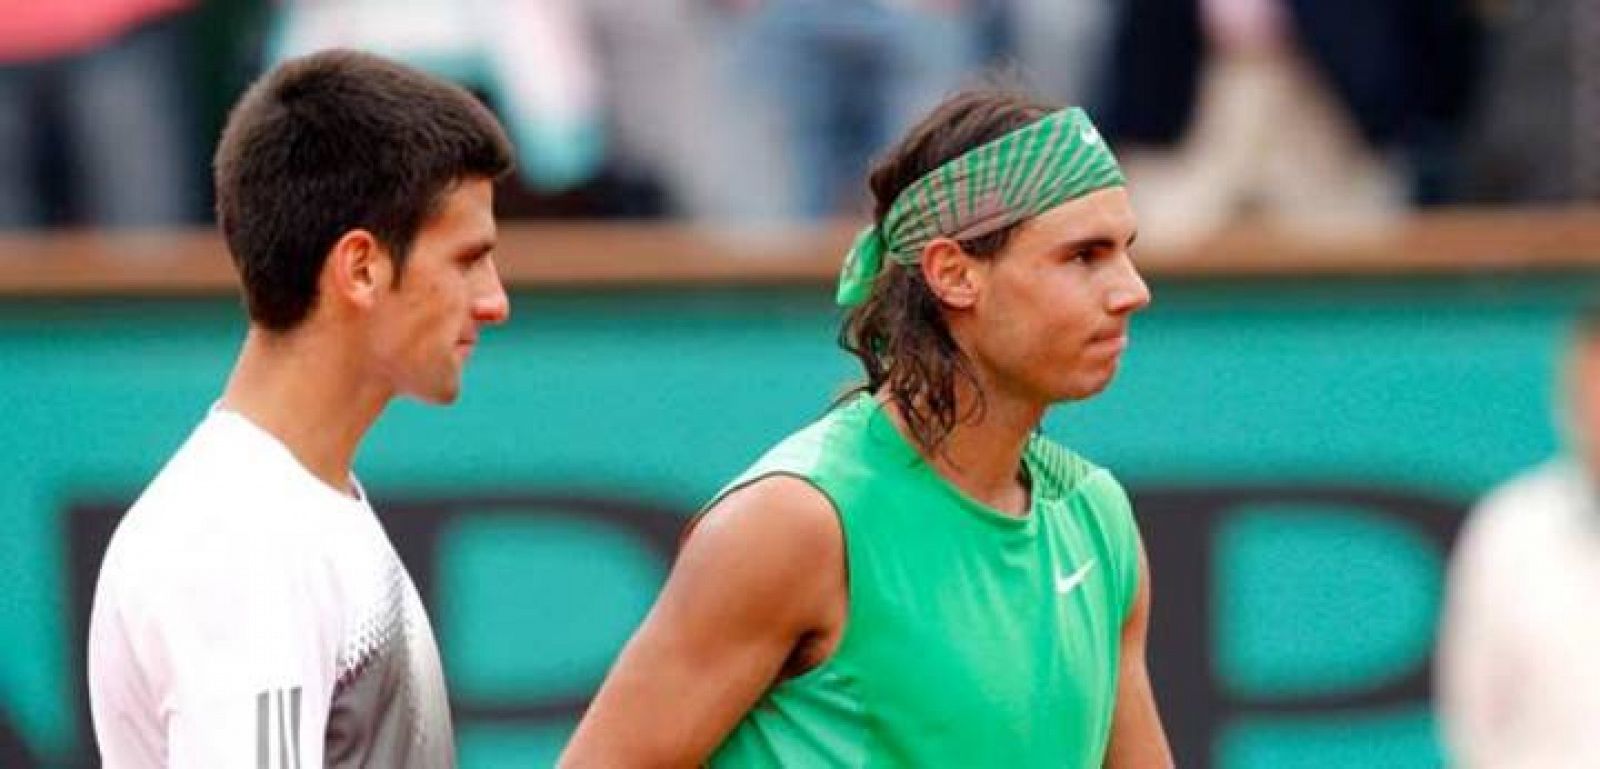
[1437,458,1600,769]
[88,410,455,768]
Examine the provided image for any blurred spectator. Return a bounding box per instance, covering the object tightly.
[1460,0,1600,203]
[574,0,790,221]
[0,0,203,229]
[1002,0,1115,106]
[1098,0,1479,247]
[717,0,987,219]
[270,0,787,223]
[1437,306,1600,768]
[270,0,605,194]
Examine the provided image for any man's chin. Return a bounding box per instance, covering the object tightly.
[403,382,462,406]
[1054,372,1117,403]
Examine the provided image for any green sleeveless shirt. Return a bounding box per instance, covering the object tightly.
[708,394,1142,768]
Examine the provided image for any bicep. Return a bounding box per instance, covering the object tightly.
[562,477,844,767]
[1104,538,1174,769]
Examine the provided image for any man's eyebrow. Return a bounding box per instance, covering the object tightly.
[1059,235,1121,252]
[458,237,496,258]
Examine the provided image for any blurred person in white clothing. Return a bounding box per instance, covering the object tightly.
[271,0,602,193]
[1438,305,1600,769]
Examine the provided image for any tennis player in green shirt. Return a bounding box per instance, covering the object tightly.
[563,89,1173,768]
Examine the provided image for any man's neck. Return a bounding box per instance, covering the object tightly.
[886,385,1046,517]
[219,326,389,496]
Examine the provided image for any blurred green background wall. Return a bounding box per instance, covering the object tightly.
[2,272,1594,767]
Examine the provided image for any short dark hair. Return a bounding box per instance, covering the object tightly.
[214,49,514,332]
[839,89,1055,455]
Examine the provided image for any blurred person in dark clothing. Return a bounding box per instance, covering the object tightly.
[1095,0,1480,246]
[0,0,203,229]
[1460,0,1600,203]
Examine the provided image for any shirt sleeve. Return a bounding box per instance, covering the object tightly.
[1436,488,1526,768]
[118,536,342,769]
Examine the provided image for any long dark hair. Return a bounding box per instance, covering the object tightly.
[839,90,1055,455]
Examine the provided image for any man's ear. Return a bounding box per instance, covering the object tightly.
[920,237,981,309]
[322,229,392,311]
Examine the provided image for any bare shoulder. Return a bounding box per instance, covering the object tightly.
[693,474,840,552]
[558,477,846,765]
[674,474,844,626]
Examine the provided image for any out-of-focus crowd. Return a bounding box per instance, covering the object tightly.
[0,0,1592,244]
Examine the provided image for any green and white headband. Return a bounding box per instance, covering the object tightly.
[836,107,1125,307]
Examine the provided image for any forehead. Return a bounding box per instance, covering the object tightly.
[1008,186,1136,250]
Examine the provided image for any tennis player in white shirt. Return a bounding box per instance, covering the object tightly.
[87,48,514,768]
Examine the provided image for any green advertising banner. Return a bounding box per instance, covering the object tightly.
[2,273,1594,767]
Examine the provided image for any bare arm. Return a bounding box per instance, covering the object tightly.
[1103,538,1175,769]
[559,476,844,768]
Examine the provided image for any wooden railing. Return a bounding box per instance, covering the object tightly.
[1,207,1599,296]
